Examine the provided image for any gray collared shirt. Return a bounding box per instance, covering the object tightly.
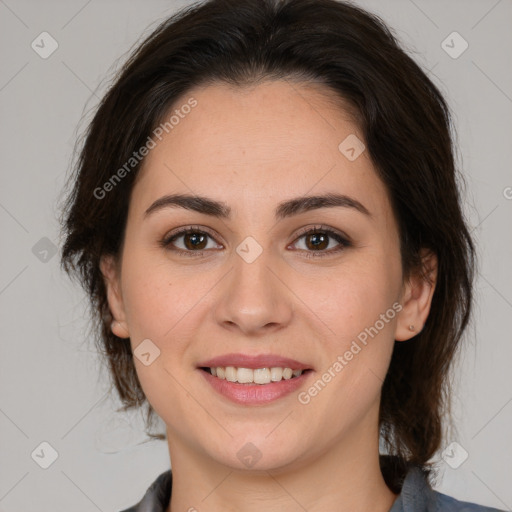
[120,466,505,512]
[388,467,505,512]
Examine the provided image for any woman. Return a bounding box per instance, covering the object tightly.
[59,0,505,510]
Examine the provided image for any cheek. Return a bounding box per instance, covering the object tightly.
[305,251,401,393]
[123,275,171,341]
[118,252,197,420]
[311,255,400,336]
[120,249,200,342]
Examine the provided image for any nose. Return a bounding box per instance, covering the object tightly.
[213,245,294,336]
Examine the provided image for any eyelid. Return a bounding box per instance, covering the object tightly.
[163,224,222,243]
[291,224,351,242]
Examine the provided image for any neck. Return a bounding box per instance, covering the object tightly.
[165,411,398,512]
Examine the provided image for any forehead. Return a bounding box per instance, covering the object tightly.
[131,80,391,222]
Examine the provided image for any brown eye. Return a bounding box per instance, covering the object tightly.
[291,226,351,258]
[304,232,330,251]
[182,232,208,250]
[161,227,222,256]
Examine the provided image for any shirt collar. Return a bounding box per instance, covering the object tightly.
[121,464,435,512]
[388,466,436,512]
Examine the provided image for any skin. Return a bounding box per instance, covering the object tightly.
[101,80,437,512]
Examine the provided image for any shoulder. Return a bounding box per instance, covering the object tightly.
[119,470,172,512]
[391,466,506,512]
[432,490,505,512]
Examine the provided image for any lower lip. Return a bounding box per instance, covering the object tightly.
[199,369,311,405]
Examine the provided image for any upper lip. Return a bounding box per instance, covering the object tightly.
[198,353,312,370]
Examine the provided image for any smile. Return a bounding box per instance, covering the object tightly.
[198,367,313,405]
[201,366,305,384]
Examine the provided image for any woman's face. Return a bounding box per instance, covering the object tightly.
[102,80,431,472]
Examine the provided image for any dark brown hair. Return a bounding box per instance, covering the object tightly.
[59,0,475,491]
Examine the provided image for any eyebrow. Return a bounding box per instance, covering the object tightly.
[144,192,371,221]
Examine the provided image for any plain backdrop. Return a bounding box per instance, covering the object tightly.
[0,0,511,511]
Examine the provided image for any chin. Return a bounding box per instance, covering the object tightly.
[206,430,307,473]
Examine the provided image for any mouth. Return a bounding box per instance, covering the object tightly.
[199,366,312,384]
[197,353,314,405]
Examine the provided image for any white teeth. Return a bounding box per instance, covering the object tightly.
[270,367,283,381]
[254,368,271,384]
[208,366,304,384]
[225,366,237,382]
[237,367,254,383]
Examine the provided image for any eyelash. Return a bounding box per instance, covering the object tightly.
[160,224,352,259]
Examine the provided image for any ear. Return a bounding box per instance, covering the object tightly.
[395,249,437,341]
[100,254,130,339]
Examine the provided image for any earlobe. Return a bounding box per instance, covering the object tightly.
[395,250,438,342]
[110,320,130,339]
[100,255,130,339]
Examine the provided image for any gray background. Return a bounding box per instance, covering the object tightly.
[0,0,511,510]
